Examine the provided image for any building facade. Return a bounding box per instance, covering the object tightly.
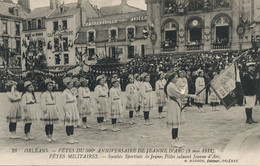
[75,0,148,64]
[0,0,29,70]
[145,0,254,54]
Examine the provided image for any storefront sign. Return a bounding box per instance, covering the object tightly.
[25,33,43,38]
[47,31,73,37]
[83,15,147,27]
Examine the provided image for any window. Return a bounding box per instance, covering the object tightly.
[53,21,58,31]
[88,31,94,42]
[64,54,69,64]
[127,27,135,40]
[141,45,145,56]
[54,38,60,51]
[128,46,135,58]
[215,17,230,45]
[3,22,8,34]
[38,19,42,29]
[16,40,21,53]
[63,37,68,51]
[187,19,203,45]
[28,21,31,30]
[32,19,37,29]
[109,29,117,42]
[16,24,20,35]
[3,39,8,47]
[55,54,61,64]
[88,48,95,60]
[38,40,44,51]
[62,20,67,30]
[163,21,177,48]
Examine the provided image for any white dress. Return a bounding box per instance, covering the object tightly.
[40,91,59,125]
[125,83,138,111]
[61,89,79,126]
[94,85,109,118]
[20,92,37,123]
[166,82,185,128]
[78,87,92,118]
[155,79,167,107]
[7,91,22,123]
[109,87,123,119]
[140,82,154,112]
[134,80,142,106]
[176,77,189,104]
[195,77,206,104]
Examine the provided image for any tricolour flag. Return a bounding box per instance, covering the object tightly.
[210,62,243,110]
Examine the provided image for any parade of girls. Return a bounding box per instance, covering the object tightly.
[5,70,216,148]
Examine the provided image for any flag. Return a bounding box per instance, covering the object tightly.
[210,62,243,110]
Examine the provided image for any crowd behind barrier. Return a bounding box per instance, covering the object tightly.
[0,50,260,104]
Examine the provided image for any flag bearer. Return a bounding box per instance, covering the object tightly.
[243,62,258,124]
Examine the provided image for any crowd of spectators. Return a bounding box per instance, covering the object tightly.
[1,50,260,105]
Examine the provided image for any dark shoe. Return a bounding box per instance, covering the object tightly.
[246,120,253,124]
[251,119,258,123]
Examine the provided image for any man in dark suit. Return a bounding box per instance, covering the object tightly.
[243,62,258,124]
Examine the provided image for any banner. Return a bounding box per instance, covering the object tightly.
[210,62,242,110]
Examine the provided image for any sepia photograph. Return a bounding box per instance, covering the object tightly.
[0,0,260,165]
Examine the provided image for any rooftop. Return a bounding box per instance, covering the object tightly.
[26,6,54,19]
[0,0,29,19]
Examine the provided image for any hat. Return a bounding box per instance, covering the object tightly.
[140,72,148,79]
[158,71,164,76]
[80,77,88,83]
[134,73,139,79]
[5,80,17,87]
[128,74,134,80]
[165,70,176,80]
[111,77,119,84]
[44,78,53,85]
[72,77,79,82]
[96,75,104,81]
[247,62,256,67]
[24,81,32,88]
[112,74,118,78]
[63,77,72,85]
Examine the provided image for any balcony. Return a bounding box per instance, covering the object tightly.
[161,41,177,52]
[186,44,202,51]
[212,43,230,50]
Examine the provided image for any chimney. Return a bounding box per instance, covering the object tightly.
[55,0,61,8]
[77,0,82,8]
[121,0,127,5]
[50,0,54,9]
[18,0,31,12]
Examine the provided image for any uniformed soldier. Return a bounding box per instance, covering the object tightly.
[243,62,258,124]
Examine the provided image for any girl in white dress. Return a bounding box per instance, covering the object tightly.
[21,81,37,141]
[195,70,206,113]
[71,78,81,127]
[140,73,154,126]
[6,81,22,139]
[94,75,109,131]
[155,72,167,118]
[78,77,92,128]
[62,77,80,144]
[134,73,142,116]
[40,79,59,143]
[126,74,138,125]
[109,78,123,132]
[165,71,196,148]
[208,72,220,111]
[176,70,189,108]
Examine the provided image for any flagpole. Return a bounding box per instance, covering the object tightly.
[195,50,249,96]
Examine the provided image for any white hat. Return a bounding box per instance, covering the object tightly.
[247,62,256,67]
[96,75,104,81]
[24,81,32,88]
[63,77,72,85]
[44,78,53,85]
[5,80,17,87]
[128,74,134,80]
[80,77,88,83]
